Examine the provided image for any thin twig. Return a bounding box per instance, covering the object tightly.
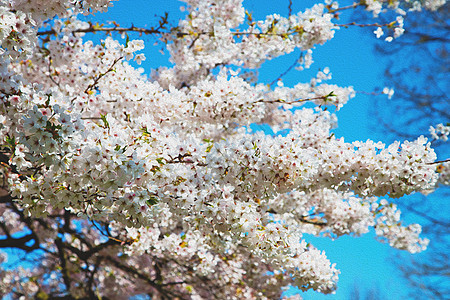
[337,21,397,28]
[427,158,450,165]
[255,94,331,105]
[327,3,361,13]
[288,0,293,17]
[269,51,303,87]
[83,56,123,95]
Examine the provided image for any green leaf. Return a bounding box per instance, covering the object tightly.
[5,135,15,149]
[150,165,160,173]
[141,127,151,137]
[35,291,49,300]
[100,114,109,128]
[146,196,159,206]
[125,33,130,47]
[173,176,186,186]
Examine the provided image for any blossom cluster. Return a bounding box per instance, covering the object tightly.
[436,161,450,186]
[0,0,447,298]
[374,200,429,253]
[362,0,446,16]
[7,0,114,23]
[161,1,337,87]
[0,2,36,59]
[429,123,450,141]
[0,0,115,61]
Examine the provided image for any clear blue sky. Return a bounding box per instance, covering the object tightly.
[89,0,424,299]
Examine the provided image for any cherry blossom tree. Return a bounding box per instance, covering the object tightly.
[0,0,448,298]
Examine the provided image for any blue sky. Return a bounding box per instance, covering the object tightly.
[89,0,426,299]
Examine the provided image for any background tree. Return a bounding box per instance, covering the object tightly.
[349,283,384,300]
[369,2,449,299]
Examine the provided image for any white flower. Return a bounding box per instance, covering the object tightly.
[374,27,384,38]
[382,87,395,99]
